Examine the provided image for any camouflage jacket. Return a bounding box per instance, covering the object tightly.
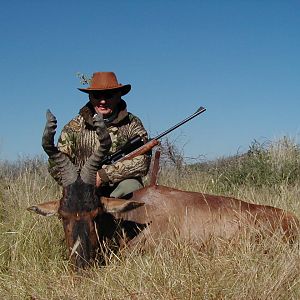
[49,100,150,185]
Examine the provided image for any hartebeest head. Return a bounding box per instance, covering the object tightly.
[41,110,112,268]
[28,111,145,269]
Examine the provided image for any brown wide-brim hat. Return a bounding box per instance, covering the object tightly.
[78,72,131,96]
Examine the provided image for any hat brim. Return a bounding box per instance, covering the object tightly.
[78,84,131,96]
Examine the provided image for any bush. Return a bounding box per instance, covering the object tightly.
[191,137,300,193]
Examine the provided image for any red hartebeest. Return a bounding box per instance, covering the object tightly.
[28,111,299,269]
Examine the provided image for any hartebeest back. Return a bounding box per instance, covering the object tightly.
[112,185,299,248]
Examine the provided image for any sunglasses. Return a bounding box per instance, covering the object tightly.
[90,92,114,100]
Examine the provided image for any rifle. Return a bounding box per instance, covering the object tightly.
[101,106,206,165]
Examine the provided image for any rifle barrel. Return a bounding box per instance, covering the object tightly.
[153,106,206,140]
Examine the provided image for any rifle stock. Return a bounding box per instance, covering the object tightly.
[117,139,159,162]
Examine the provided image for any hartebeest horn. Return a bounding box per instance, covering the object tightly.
[42,110,78,186]
[80,114,112,185]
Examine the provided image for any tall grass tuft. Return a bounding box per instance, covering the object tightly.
[1,138,300,299]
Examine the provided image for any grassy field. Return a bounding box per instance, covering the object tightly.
[1,138,300,299]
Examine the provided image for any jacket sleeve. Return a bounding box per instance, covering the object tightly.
[98,115,151,184]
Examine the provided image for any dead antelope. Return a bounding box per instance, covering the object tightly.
[28,111,299,269]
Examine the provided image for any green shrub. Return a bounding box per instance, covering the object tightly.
[192,137,300,193]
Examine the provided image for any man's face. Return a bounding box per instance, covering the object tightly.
[89,91,121,116]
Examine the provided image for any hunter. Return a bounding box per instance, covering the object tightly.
[49,72,150,198]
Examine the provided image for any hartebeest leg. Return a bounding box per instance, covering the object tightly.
[121,227,156,252]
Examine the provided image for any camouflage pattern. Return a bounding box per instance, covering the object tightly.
[49,100,150,185]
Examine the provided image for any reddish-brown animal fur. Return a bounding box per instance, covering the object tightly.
[29,181,299,267]
[113,185,299,248]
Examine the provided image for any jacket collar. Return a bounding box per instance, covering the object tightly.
[79,99,128,128]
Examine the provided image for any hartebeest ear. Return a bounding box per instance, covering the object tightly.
[101,197,145,213]
[27,200,59,217]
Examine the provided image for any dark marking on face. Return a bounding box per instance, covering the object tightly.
[58,177,104,268]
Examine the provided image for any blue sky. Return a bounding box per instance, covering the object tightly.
[0,0,299,162]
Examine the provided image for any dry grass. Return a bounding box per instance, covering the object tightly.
[1,147,300,299]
